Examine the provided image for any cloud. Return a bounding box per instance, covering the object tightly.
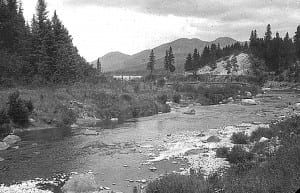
[64,0,300,22]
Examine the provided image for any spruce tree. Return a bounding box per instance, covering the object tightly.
[184,53,192,72]
[147,50,155,77]
[168,46,175,72]
[294,25,300,60]
[164,50,169,71]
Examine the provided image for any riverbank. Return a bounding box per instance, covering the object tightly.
[0,88,299,193]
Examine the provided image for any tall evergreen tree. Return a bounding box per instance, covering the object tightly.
[168,46,175,72]
[184,53,193,72]
[147,50,155,77]
[164,50,169,71]
[294,25,300,60]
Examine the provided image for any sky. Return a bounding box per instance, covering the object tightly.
[22,0,300,61]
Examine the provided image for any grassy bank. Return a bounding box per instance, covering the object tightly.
[146,116,300,193]
[173,82,260,105]
[0,79,173,135]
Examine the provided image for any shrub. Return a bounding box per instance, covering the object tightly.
[56,106,77,127]
[146,173,209,193]
[231,132,249,144]
[216,147,230,158]
[0,109,9,125]
[250,127,275,142]
[157,94,168,104]
[156,78,165,87]
[7,91,32,127]
[227,145,254,164]
[0,109,11,136]
[172,94,181,104]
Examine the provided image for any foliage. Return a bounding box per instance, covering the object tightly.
[216,146,230,158]
[227,145,254,164]
[0,109,11,136]
[250,126,275,142]
[172,94,181,104]
[147,50,155,76]
[157,94,168,104]
[164,47,176,73]
[230,132,249,144]
[56,105,77,127]
[146,173,210,193]
[156,78,165,87]
[0,0,96,85]
[7,91,32,127]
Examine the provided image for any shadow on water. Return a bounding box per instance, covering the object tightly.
[18,127,73,142]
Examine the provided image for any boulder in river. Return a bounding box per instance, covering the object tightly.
[206,136,221,143]
[3,135,21,145]
[241,99,257,105]
[183,109,195,115]
[259,137,269,143]
[83,129,99,136]
[0,142,9,151]
[295,103,300,110]
[62,173,97,193]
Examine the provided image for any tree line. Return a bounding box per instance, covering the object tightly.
[250,24,300,78]
[146,47,176,78]
[184,42,248,74]
[0,0,96,86]
[184,24,300,82]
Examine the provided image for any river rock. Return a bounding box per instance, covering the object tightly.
[246,91,252,98]
[0,157,4,162]
[259,137,269,143]
[295,103,300,110]
[83,129,98,136]
[206,136,221,143]
[62,173,97,193]
[3,135,21,145]
[183,109,195,115]
[241,99,257,105]
[0,142,9,151]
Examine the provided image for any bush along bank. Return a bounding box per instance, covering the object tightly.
[146,116,300,193]
[173,83,260,105]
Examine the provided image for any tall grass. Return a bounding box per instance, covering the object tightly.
[146,116,300,193]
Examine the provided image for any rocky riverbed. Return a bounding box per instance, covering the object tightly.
[0,90,299,193]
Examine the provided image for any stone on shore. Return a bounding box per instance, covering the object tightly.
[83,129,99,136]
[0,142,9,151]
[259,137,269,143]
[241,99,257,105]
[206,136,221,143]
[62,173,97,193]
[3,135,21,146]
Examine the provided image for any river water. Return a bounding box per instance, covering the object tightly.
[0,91,298,193]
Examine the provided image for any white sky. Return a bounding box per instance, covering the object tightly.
[22,0,300,61]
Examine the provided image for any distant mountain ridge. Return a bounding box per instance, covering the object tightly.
[91,37,237,73]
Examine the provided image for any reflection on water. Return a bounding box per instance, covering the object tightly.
[18,127,73,142]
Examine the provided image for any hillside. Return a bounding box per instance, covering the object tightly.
[91,37,237,73]
[92,52,131,72]
[196,53,253,76]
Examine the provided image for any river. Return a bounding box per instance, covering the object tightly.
[0,91,298,193]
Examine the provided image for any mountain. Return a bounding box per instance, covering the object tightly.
[91,37,237,73]
[91,51,130,72]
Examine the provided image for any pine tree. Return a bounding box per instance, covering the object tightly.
[147,50,155,77]
[294,25,300,60]
[164,50,169,71]
[184,53,192,72]
[168,46,175,72]
[264,24,272,42]
[96,58,101,73]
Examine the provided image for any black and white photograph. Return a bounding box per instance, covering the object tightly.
[0,0,300,192]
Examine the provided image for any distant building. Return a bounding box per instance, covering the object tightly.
[113,75,143,81]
